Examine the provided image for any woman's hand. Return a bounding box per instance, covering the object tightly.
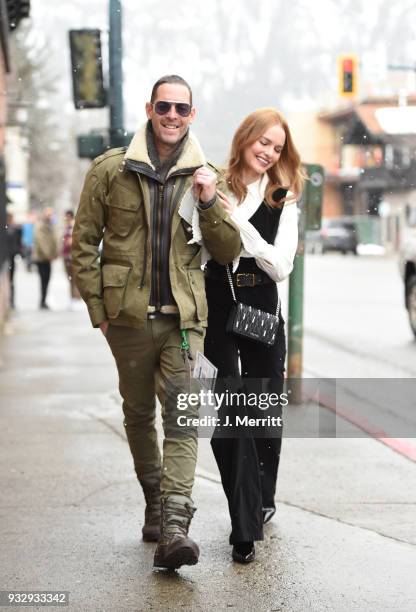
[193,167,217,203]
[217,189,236,215]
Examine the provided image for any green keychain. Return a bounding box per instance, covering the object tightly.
[180,329,193,361]
[180,329,193,393]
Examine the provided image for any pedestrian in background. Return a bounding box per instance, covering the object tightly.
[204,108,304,563]
[33,207,58,309]
[72,75,241,570]
[62,209,81,309]
[21,209,36,271]
[6,211,22,309]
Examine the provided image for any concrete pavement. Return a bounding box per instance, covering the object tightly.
[0,260,415,611]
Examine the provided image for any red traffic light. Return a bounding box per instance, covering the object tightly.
[338,55,358,98]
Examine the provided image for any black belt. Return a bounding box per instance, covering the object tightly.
[205,268,274,287]
[147,311,179,319]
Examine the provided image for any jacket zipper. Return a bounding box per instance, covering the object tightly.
[156,184,164,309]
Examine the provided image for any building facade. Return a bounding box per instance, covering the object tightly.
[290,97,416,250]
[0,0,30,331]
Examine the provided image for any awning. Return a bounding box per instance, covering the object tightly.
[374,107,416,135]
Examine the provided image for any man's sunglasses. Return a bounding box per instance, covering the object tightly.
[152,101,192,117]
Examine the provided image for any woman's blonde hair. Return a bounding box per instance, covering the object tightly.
[225,107,305,207]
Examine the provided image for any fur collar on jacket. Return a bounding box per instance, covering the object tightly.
[124,123,206,176]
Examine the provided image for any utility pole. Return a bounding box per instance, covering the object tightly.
[287,196,305,380]
[108,0,125,147]
[287,164,324,402]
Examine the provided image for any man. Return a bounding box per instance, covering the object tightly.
[72,75,241,569]
[33,207,58,309]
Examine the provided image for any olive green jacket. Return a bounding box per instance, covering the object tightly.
[33,221,58,262]
[72,125,241,330]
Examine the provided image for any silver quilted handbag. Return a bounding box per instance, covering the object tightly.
[225,265,280,346]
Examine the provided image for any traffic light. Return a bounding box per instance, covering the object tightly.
[77,134,106,159]
[338,54,358,98]
[77,131,134,159]
[69,29,106,109]
[6,0,30,31]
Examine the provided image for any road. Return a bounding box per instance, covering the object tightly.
[1,255,415,610]
[302,252,416,378]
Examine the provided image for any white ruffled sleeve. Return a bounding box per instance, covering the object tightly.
[230,202,299,282]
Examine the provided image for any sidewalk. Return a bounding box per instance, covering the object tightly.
[0,261,415,611]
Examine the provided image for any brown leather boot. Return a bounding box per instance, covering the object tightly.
[139,470,161,542]
[153,495,199,569]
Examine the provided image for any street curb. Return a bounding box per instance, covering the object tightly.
[317,392,416,464]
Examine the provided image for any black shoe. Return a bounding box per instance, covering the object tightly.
[40,303,50,310]
[262,507,276,524]
[232,542,255,564]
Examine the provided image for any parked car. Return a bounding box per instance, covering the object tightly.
[321,219,358,255]
[305,228,323,254]
[306,218,358,255]
[399,205,416,339]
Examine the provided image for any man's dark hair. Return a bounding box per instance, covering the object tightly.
[65,210,74,218]
[150,75,193,105]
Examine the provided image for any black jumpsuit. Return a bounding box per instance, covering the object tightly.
[204,201,286,544]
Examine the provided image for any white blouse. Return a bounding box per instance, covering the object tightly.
[229,174,299,282]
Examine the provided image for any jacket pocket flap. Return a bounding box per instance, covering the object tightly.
[102,264,130,288]
[107,181,140,211]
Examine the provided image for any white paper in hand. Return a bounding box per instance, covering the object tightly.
[192,351,218,392]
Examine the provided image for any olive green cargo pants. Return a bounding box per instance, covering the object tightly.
[105,316,204,498]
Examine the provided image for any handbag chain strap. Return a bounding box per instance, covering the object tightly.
[225,265,281,318]
[226,264,238,303]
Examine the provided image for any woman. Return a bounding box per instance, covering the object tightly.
[204,108,304,563]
